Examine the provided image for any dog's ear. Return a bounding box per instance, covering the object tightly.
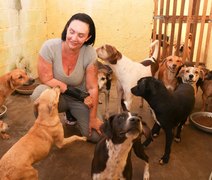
[7,75,15,90]
[161,57,167,66]
[176,65,185,78]
[141,121,151,139]
[0,121,3,128]
[100,115,115,139]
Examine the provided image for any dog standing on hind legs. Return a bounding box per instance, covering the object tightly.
[0,86,87,179]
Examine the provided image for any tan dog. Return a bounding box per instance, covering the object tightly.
[0,68,34,107]
[0,86,87,179]
[0,120,9,139]
[200,71,212,111]
[158,55,183,91]
[177,65,204,96]
[97,61,113,119]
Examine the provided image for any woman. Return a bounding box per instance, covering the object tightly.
[31,13,103,143]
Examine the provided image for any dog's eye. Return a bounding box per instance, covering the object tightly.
[186,70,190,73]
[101,77,106,81]
[195,71,199,74]
[168,59,172,62]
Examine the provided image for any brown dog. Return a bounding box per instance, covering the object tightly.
[177,65,204,96]
[0,68,34,107]
[0,120,9,139]
[200,70,212,111]
[158,55,183,91]
[0,86,87,179]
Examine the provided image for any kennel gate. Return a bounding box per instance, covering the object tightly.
[152,0,212,65]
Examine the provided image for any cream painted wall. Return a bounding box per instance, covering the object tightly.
[0,0,47,76]
[0,0,211,76]
[46,0,154,61]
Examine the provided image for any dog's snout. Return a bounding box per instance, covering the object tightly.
[189,74,194,79]
[129,117,141,124]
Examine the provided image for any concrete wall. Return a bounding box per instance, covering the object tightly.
[0,0,211,77]
[0,0,47,76]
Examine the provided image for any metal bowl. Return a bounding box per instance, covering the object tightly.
[190,112,212,133]
[0,105,7,118]
[16,83,39,95]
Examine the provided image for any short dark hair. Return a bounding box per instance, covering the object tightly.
[61,13,96,46]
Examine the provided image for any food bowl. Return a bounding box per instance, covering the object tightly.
[190,112,212,133]
[16,83,39,95]
[0,105,7,118]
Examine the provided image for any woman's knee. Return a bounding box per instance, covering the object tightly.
[30,84,50,101]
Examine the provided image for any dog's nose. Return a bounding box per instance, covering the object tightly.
[130,117,141,124]
[189,74,194,79]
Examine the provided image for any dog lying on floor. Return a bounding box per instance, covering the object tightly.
[97,60,113,120]
[0,120,9,139]
[0,68,34,107]
[131,77,195,164]
[96,40,159,112]
[158,55,183,91]
[0,86,87,179]
[91,112,151,180]
[200,70,212,111]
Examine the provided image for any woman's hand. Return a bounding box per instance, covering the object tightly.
[84,96,93,109]
[89,117,103,136]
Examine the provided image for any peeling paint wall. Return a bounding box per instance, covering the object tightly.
[0,0,211,77]
[0,0,47,76]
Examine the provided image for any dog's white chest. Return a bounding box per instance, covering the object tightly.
[93,139,133,180]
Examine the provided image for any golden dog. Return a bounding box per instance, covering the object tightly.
[0,86,87,179]
[158,55,183,91]
[0,68,34,107]
[0,120,9,139]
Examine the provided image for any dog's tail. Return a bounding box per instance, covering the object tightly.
[150,40,159,61]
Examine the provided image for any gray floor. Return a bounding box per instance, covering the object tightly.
[0,81,212,180]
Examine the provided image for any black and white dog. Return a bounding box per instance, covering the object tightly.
[91,112,150,180]
[131,77,195,164]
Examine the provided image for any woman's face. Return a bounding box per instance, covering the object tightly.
[66,20,91,50]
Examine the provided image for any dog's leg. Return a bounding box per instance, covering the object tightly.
[56,135,87,148]
[159,128,173,165]
[143,162,150,180]
[104,90,110,120]
[116,82,123,113]
[133,139,150,180]
[174,117,187,143]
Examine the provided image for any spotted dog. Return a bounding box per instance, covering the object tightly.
[97,60,113,119]
[91,112,150,180]
[96,40,159,112]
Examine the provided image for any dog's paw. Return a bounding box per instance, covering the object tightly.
[143,171,150,180]
[81,136,87,141]
[159,155,169,165]
[174,137,181,143]
[153,133,159,138]
[1,133,10,140]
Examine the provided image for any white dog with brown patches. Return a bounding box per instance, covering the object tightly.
[96,40,159,112]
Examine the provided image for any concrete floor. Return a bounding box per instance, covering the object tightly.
[0,81,212,180]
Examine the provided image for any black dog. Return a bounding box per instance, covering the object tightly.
[91,112,150,180]
[131,77,195,164]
